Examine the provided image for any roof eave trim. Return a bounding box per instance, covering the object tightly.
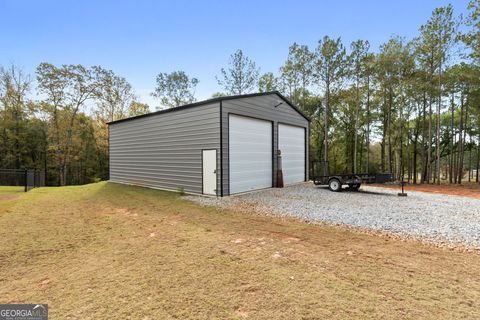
[106,91,310,125]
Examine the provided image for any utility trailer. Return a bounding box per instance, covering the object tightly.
[311,161,393,192]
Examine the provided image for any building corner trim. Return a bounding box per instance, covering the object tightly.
[220,100,224,197]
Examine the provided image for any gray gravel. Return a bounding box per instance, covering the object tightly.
[186,182,480,248]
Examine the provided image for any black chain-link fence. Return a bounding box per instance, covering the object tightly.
[0,169,45,192]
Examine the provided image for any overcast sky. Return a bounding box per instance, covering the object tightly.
[0,0,470,110]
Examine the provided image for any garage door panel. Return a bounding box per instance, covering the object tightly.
[279,124,305,184]
[230,172,271,184]
[230,127,268,135]
[230,143,271,152]
[229,115,272,194]
[230,160,271,170]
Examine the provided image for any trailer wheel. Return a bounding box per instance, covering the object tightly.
[328,178,341,192]
[348,183,361,191]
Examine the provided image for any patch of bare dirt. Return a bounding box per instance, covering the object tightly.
[39,277,52,289]
[0,194,20,201]
[98,207,138,218]
[373,183,480,199]
[115,208,138,217]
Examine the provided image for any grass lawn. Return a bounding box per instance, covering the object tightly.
[0,182,479,319]
[0,185,25,195]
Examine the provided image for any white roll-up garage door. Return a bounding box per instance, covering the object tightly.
[229,115,272,194]
[279,124,305,184]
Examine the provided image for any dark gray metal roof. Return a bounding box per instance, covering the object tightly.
[107,91,310,125]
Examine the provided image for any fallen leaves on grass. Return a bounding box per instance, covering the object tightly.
[1,182,480,319]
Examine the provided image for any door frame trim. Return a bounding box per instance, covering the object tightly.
[201,148,218,196]
[227,113,274,195]
[277,122,308,182]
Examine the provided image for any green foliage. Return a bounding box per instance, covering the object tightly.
[1,1,479,188]
[152,71,199,109]
[216,49,259,95]
[279,43,314,107]
[315,36,348,89]
[258,72,279,92]
[464,0,480,62]
[211,92,226,98]
[0,65,33,169]
[314,36,348,171]
[128,101,150,117]
[0,63,149,186]
[93,66,136,123]
[276,3,478,183]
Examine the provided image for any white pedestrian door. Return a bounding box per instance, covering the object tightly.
[279,124,305,184]
[202,150,217,195]
[229,115,272,194]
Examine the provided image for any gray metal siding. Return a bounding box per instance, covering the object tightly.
[221,94,309,195]
[109,102,220,194]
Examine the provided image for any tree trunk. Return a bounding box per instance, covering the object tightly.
[359,133,364,173]
[458,95,468,184]
[318,122,323,167]
[323,84,330,176]
[454,138,458,183]
[427,96,433,183]
[388,88,393,178]
[476,134,480,183]
[469,134,472,182]
[399,103,404,184]
[52,106,63,186]
[413,110,420,184]
[449,93,454,183]
[365,76,371,173]
[353,76,360,174]
[435,56,442,185]
[421,92,427,183]
[457,94,465,184]
[380,87,389,173]
[408,151,412,183]
[14,108,20,170]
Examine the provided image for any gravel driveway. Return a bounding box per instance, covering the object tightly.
[186,182,480,248]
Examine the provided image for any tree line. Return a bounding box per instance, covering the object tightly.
[1,1,479,185]
[0,64,149,185]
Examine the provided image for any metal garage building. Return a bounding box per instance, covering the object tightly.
[108,91,309,196]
